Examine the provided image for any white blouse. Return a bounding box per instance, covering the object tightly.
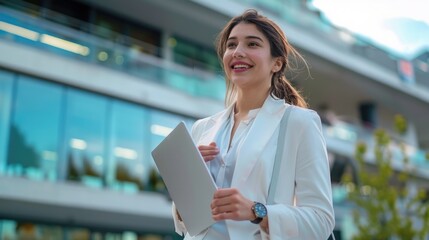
[204,107,260,240]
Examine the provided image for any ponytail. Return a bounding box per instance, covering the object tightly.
[271,72,308,108]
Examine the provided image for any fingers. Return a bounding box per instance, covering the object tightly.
[210,188,254,221]
[213,188,238,198]
[211,189,239,209]
[212,211,241,221]
[198,142,219,162]
[198,142,218,151]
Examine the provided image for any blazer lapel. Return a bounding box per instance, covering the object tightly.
[196,104,234,168]
[231,96,287,188]
[197,104,233,145]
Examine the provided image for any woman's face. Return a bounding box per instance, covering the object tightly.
[223,23,281,91]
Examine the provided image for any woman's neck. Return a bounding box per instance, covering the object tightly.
[235,87,269,115]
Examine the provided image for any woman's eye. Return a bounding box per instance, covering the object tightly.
[227,42,236,48]
[249,42,259,47]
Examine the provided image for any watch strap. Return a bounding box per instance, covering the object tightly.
[250,217,263,224]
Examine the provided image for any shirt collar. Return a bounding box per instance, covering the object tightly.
[230,105,261,125]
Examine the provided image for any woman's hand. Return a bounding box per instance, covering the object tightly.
[198,142,219,162]
[210,188,255,221]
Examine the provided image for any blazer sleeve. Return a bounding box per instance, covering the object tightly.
[262,110,335,240]
[172,202,187,236]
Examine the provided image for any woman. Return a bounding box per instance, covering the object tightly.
[173,9,335,240]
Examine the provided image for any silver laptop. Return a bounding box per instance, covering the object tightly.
[151,121,217,236]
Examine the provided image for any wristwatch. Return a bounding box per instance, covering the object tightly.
[250,201,267,224]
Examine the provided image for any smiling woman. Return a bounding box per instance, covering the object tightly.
[171,9,335,240]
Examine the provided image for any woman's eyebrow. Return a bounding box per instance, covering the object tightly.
[227,36,264,42]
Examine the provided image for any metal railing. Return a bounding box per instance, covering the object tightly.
[0,4,226,101]
[322,120,429,178]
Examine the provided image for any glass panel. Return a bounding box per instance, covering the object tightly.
[4,221,63,240]
[63,89,108,188]
[108,100,148,193]
[172,36,220,72]
[148,110,186,192]
[3,219,49,239]
[65,227,90,240]
[163,69,197,95]
[196,77,226,100]
[6,76,63,181]
[0,70,14,174]
[127,22,161,57]
[0,219,182,239]
[0,219,17,240]
[47,0,91,31]
[184,118,197,131]
[93,10,123,41]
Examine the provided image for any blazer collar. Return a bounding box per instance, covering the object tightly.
[197,103,234,145]
[197,95,288,186]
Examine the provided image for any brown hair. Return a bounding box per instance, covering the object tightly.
[216,9,308,108]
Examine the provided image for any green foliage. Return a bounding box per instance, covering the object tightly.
[344,115,429,240]
[394,114,407,135]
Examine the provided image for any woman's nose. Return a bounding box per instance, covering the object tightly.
[233,44,245,58]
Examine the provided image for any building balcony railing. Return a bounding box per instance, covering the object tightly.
[0,5,226,101]
[322,120,429,179]
[235,0,429,89]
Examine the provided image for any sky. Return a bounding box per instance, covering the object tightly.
[309,0,429,60]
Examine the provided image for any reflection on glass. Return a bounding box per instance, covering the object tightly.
[65,227,90,240]
[0,69,14,174]
[149,110,186,192]
[163,69,197,95]
[64,89,108,187]
[150,124,173,137]
[149,110,185,163]
[0,220,63,240]
[109,100,148,192]
[6,76,62,181]
[0,219,182,240]
[195,76,226,100]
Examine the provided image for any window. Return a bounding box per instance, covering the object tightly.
[108,100,149,193]
[127,22,162,57]
[62,89,109,187]
[172,36,220,72]
[47,0,91,31]
[0,70,14,174]
[148,110,187,192]
[6,76,63,181]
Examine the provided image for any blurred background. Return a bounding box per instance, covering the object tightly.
[0,0,428,239]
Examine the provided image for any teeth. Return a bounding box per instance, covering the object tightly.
[233,64,250,69]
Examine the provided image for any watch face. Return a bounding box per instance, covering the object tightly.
[254,202,267,218]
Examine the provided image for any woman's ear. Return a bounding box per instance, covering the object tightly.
[272,58,283,73]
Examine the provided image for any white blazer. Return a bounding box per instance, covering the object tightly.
[172,96,335,240]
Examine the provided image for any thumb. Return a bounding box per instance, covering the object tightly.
[209,142,217,147]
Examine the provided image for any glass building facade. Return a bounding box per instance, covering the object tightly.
[1,0,428,239]
[0,69,195,189]
[0,69,194,239]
